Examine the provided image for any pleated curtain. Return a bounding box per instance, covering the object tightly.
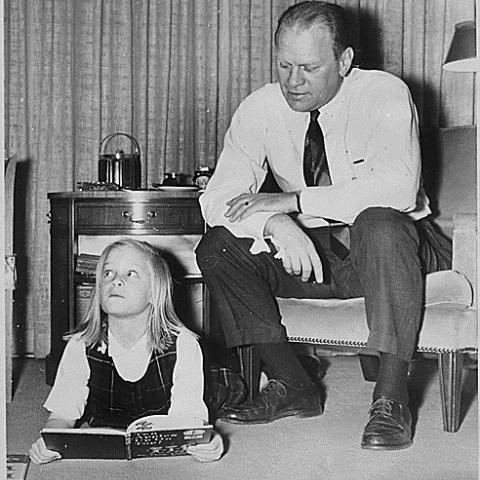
[5,0,476,357]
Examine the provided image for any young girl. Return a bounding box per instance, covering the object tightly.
[29,238,224,464]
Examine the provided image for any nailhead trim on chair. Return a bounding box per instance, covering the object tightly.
[286,336,478,354]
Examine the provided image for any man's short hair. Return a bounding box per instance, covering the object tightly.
[274,1,352,59]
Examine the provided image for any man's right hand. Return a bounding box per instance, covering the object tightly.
[264,213,323,283]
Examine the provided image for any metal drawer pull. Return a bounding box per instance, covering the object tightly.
[122,210,156,224]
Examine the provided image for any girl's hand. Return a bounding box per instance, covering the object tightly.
[29,437,62,465]
[186,430,224,462]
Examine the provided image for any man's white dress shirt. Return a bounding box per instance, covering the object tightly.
[200,68,430,253]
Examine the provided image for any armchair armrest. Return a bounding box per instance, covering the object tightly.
[452,213,477,297]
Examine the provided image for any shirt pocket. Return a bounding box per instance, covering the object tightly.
[350,158,369,180]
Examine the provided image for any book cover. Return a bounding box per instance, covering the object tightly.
[41,415,213,460]
[6,454,30,480]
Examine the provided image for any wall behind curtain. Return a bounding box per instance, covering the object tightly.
[5,0,476,357]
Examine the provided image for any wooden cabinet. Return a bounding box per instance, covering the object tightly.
[46,190,206,385]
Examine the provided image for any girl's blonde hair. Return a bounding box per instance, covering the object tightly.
[66,238,185,353]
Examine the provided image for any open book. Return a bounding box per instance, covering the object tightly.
[41,415,213,460]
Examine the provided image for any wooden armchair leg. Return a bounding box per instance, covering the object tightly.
[438,351,464,433]
[237,345,261,402]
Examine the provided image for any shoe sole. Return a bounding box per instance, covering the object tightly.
[360,439,413,451]
[221,407,323,425]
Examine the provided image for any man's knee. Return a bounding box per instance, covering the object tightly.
[195,226,233,269]
[352,207,418,253]
[197,226,231,253]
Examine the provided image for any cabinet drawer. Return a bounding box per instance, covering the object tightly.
[76,201,204,235]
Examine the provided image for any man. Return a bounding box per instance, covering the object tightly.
[195,1,451,450]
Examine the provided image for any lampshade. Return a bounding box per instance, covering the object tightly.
[443,20,477,72]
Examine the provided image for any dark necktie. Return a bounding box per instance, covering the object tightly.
[303,110,350,259]
[303,110,331,187]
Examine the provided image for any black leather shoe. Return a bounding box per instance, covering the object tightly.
[361,397,413,450]
[220,379,323,425]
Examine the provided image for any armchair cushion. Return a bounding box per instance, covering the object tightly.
[279,270,476,353]
[423,270,473,307]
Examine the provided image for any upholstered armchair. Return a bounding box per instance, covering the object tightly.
[238,126,477,433]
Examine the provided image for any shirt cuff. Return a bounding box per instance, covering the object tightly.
[300,187,353,224]
[226,211,277,254]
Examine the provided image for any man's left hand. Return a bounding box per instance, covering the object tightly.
[225,192,298,222]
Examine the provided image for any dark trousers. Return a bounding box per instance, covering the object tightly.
[196,207,452,362]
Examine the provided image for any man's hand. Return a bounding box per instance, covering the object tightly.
[225,192,298,223]
[265,213,323,283]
